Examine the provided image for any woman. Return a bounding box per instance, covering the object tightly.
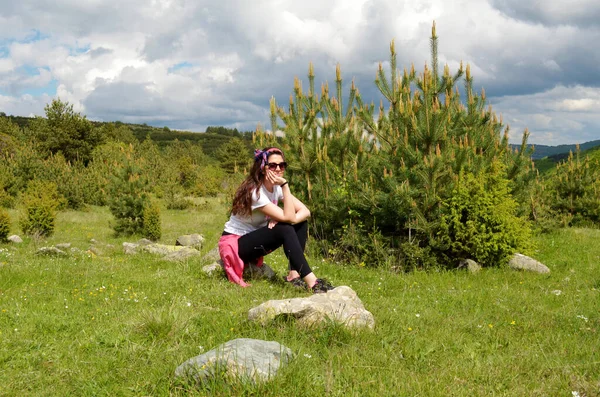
[218,147,334,293]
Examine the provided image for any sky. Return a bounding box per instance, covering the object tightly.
[0,0,599,145]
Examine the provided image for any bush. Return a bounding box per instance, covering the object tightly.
[142,201,162,241]
[0,208,10,241]
[193,165,227,197]
[431,165,532,267]
[19,180,63,237]
[107,162,150,236]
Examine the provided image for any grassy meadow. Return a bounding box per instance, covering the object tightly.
[0,198,599,396]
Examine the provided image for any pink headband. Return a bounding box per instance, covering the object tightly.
[254,147,283,170]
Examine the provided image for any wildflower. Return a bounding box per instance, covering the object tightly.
[415,313,421,318]
[303,353,312,359]
[187,302,192,307]
[408,327,412,331]
[576,315,589,322]
[488,324,493,328]
[551,290,562,296]
[510,320,516,325]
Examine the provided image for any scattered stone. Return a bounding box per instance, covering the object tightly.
[202,246,220,263]
[175,338,293,384]
[248,286,375,330]
[55,243,71,250]
[36,247,67,256]
[88,246,103,256]
[136,238,153,246]
[508,253,550,274]
[458,259,481,273]
[163,247,201,262]
[123,242,139,255]
[70,247,82,253]
[8,235,23,243]
[176,234,204,250]
[90,239,98,244]
[202,261,222,276]
[244,261,276,281]
[141,243,187,256]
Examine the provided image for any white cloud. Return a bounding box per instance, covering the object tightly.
[0,0,598,145]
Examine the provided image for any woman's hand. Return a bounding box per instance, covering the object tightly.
[266,169,287,186]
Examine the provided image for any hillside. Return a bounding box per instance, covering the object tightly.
[512,139,600,160]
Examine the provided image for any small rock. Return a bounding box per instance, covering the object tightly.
[136,238,154,246]
[508,253,550,274]
[141,243,186,256]
[163,247,201,262]
[70,247,82,253]
[458,259,481,273]
[176,234,204,249]
[88,246,103,256]
[202,246,220,262]
[123,242,139,255]
[175,338,293,384]
[36,247,67,256]
[90,239,98,244]
[202,261,222,276]
[244,261,276,280]
[8,235,23,243]
[55,243,71,249]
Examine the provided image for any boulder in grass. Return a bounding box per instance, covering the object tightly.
[55,243,71,250]
[176,234,204,250]
[175,338,293,384]
[248,286,375,330]
[123,242,139,255]
[508,253,550,274]
[202,246,220,263]
[8,235,23,243]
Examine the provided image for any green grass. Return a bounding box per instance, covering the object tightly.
[1,201,599,396]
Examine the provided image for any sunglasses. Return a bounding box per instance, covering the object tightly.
[266,162,287,171]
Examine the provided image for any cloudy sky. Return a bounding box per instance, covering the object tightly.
[1,0,599,145]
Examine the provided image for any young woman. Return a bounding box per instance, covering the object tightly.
[218,147,334,293]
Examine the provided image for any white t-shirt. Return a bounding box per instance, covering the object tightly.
[224,184,284,235]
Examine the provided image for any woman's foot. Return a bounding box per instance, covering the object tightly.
[311,278,335,294]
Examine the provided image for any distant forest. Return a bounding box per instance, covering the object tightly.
[0,113,253,157]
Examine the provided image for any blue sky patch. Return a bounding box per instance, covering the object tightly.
[168,62,194,73]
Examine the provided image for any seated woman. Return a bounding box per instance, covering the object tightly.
[218,147,334,293]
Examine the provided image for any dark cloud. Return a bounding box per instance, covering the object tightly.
[489,0,600,27]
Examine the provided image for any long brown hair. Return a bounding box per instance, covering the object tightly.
[231,147,284,216]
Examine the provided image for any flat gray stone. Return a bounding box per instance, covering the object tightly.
[55,243,71,249]
[8,235,23,243]
[141,243,187,256]
[175,338,293,384]
[248,286,375,329]
[136,238,153,246]
[508,253,550,274]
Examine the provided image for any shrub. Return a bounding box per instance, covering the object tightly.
[19,180,63,237]
[0,208,10,241]
[431,164,532,267]
[142,201,162,241]
[193,165,226,197]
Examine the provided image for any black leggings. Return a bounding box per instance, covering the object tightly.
[236,221,312,278]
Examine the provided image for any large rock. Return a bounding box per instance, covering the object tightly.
[202,261,223,276]
[176,234,204,250]
[141,243,188,256]
[248,286,375,329]
[508,253,550,274]
[175,338,293,384]
[123,242,138,255]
